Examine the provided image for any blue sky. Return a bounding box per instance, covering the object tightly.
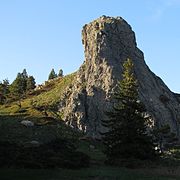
[0,0,180,92]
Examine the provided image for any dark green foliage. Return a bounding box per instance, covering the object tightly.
[0,79,10,95]
[0,79,9,104]
[9,69,36,102]
[102,59,156,162]
[27,76,36,91]
[58,69,63,77]
[10,69,28,97]
[22,69,28,79]
[153,124,178,153]
[10,72,26,98]
[0,139,90,169]
[48,68,57,80]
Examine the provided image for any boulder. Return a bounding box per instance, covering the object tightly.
[21,120,34,127]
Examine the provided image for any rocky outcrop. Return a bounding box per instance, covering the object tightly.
[59,16,180,138]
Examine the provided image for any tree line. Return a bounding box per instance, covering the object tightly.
[0,69,36,105]
[0,68,63,105]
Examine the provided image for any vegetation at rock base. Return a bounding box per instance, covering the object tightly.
[153,124,178,153]
[0,112,180,179]
[101,59,157,162]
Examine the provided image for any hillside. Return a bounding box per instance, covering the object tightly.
[0,16,180,179]
[0,72,94,169]
[0,73,76,116]
[0,72,80,143]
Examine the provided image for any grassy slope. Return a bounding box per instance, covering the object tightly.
[0,72,76,115]
[32,72,76,107]
[0,73,78,144]
[0,114,80,144]
[1,167,179,180]
[0,72,180,179]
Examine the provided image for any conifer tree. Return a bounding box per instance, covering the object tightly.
[102,59,156,161]
[153,124,178,153]
[22,69,28,79]
[21,69,28,91]
[0,79,9,104]
[26,76,36,91]
[58,69,63,77]
[10,73,25,96]
[10,70,28,100]
[48,68,57,80]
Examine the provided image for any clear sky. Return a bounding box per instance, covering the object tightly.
[0,0,180,92]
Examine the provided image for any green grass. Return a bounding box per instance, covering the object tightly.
[0,114,80,144]
[32,72,76,107]
[0,115,180,180]
[0,166,179,180]
[0,72,76,116]
[1,114,179,179]
[0,72,180,180]
[77,140,106,164]
[0,72,78,144]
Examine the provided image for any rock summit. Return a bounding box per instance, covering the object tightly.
[59,16,180,138]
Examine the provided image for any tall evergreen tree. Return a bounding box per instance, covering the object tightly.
[10,73,25,98]
[48,68,57,80]
[102,59,156,161]
[26,76,36,91]
[10,69,29,99]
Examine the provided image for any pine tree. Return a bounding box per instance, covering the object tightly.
[48,68,57,80]
[22,69,28,79]
[0,79,9,104]
[26,76,36,91]
[153,124,178,153]
[10,73,24,96]
[1,79,9,95]
[102,59,156,161]
[10,69,28,100]
[58,69,63,77]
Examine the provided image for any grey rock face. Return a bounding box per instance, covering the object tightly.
[59,16,180,138]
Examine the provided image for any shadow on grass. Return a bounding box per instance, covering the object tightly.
[0,166,179,180]
[0,113,81,144]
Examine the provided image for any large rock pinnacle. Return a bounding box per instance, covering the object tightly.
[59,16,180,138]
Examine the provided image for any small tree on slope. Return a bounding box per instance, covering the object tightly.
[102,58,156,162]
[48,68,57,80]
[26,76,36,91]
